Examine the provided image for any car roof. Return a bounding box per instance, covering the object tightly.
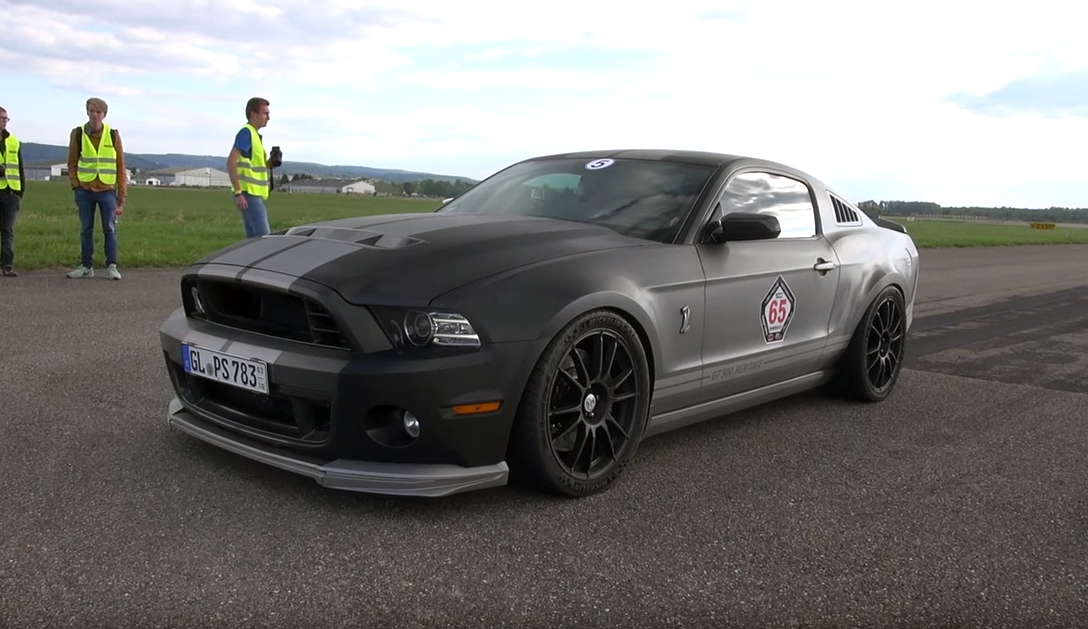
[518,149,830,192]
[527,149,743,168]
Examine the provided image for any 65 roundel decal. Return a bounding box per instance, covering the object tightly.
[761,276,796,343]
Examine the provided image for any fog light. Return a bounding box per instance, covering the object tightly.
[403,411,420,438]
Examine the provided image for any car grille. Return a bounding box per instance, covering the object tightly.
[184,278,352,350]
[167,357,332,444]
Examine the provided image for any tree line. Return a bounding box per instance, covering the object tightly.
[273,173,475,198]
[858,200,1088,224]
[400,179,475,198]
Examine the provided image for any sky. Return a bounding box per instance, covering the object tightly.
[1,0,1085,209]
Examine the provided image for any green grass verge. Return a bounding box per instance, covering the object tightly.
[8,181,441,269]
[885,217,1088,248]
[5,182,1087,270]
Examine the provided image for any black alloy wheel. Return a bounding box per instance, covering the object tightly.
[547,329,640,479]
[832,286,907,403]
[511,310,651,496]
[865,295,905,393]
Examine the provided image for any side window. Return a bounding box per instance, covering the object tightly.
[718,171,817,239]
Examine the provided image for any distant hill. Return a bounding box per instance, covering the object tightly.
[22,142,163,171]
[20,142,477,184]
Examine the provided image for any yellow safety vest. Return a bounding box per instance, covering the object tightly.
[237,124,269,199]
[77,124,118,185]
[0,134,21,192]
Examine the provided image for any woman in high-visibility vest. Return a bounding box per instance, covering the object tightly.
[66,97,126,280]
[0,105,25,277]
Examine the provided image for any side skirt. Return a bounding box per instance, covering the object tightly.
[643,370,835,438]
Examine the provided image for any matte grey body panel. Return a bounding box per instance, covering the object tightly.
[679,158,919,367]
[695,237,841,401]
[821,227,918,355]
[432,243,710,416]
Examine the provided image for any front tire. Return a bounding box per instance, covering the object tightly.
[832,286,906,402]
[510,310,651,497]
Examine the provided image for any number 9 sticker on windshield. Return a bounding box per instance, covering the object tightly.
[760,276,796,343]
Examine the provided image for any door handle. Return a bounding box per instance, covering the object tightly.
[813,259,837,272]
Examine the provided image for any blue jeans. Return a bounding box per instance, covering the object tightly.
[239,193,270,238]
[75,188,118,268]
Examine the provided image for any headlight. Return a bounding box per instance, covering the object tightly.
[371,307,481,349]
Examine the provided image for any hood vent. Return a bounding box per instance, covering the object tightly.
[283,226,422,249]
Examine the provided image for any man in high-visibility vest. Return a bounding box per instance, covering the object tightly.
[0,105,25,277]
[227,97,281,238]
[66,97,126,280]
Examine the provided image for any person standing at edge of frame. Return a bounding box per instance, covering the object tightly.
[0,105,26,277]
[227,97,281,239]
[66,97,126,280]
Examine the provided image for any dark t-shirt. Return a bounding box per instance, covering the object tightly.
[233,128,255,159]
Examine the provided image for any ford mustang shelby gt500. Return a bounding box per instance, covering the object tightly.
[159,149,919,498]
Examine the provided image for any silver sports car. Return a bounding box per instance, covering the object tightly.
[159,150,919,498]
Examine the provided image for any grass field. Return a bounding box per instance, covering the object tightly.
[8,181,441,269]
[5,181,1088,270]
[884,217,1088,247]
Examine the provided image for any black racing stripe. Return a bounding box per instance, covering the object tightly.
[233,238,309,281]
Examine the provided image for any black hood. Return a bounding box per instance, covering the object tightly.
[197,213,646,305]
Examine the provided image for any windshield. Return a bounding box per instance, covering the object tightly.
[437,157,716,243]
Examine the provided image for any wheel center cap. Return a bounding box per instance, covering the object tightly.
[583,394,598,415]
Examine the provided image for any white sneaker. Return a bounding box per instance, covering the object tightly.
[107,264,121,280]
[67,265,94,278]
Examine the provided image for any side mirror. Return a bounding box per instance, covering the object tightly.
[704,220,725,243]
[704,212,781,243]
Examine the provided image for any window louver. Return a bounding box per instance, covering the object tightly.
[831,197,860,224]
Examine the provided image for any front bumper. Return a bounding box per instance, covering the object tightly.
[160,301,542,494]
[168,398,509,497]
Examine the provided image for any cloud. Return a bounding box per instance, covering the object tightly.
[0,0,420,89]
[3,0,419,46]
[945,71,1088,119]
[3,0,1088,207]
[1,3,240,85]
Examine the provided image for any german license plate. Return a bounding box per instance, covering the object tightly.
[182,343,268,394]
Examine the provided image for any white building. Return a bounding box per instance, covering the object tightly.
[145,177,162,186]
[25,162,132,183]
[172,167,232,188]
[343,180,376,195]
[24,162,67,181]
[283,178,377,195]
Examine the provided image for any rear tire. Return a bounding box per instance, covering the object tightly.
[510,310,651,497]
[831,286,906,402]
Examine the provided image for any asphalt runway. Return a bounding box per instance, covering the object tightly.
[1,245,1087,628]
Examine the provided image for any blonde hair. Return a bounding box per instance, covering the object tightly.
[86,97,109,115]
